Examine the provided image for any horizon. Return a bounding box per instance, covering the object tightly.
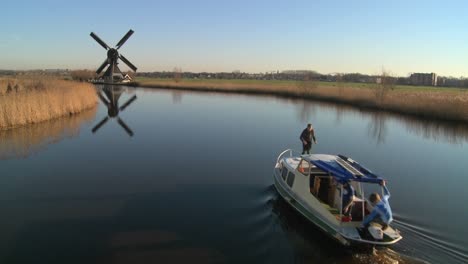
[1,0,467,77]
[1,68,462,79]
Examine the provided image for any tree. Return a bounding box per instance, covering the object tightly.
[297,72,318,93]
[173,67,182,83]
[335,73,344,96]
[70,70,97,82]
[375,69,395,104]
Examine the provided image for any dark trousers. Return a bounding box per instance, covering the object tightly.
[302,141,312,154]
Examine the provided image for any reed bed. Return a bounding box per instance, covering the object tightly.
[0,76,98,130]
[135,78,468,122]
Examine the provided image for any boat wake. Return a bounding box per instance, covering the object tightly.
[219,184,465,263]
[266,184,433,264]
[392,215,468,264]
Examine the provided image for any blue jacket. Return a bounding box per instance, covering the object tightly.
[363,186,393,226]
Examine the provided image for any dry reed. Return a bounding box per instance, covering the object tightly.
[135,79,468,122]
[0,76,98,130]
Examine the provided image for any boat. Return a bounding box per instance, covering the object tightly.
[273,149,402,246]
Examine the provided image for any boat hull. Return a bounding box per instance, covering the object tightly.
[273,169,350,246]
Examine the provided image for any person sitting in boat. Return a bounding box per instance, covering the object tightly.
[342,181,355,218]
[299,123,317,155]
[362,180,393,230]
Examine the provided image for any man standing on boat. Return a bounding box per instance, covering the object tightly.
[300,123,317,154]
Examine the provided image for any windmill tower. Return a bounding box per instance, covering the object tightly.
[90,30,137,83]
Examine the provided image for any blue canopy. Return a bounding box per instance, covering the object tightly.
[309,155,384,184]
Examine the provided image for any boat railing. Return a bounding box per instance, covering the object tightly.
[276,149,301,164]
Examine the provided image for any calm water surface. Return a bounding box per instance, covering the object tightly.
[1,86,467,264]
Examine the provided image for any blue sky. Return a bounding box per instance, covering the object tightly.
[1,0,467,77]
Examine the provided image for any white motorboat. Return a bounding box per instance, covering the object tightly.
[273,149,402,246]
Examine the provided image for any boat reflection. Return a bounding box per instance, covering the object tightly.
[92,85,137,137]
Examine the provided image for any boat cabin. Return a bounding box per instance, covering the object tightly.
[278,153,385,224]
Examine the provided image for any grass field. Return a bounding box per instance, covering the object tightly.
[135,77,467,92]
[0,76,98,130]
[135,77,468,122]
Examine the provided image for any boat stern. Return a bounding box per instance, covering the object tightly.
[340,225,403,247]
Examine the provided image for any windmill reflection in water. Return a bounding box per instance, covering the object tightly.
[92,85,137,137]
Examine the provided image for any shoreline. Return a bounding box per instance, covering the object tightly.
[134,79,468,123]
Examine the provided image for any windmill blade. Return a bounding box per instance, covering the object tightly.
[119,95,137,111]
[90,32,110,50]
[97,91,110,107]
[92,116,110,133]
[116,29,134,49]
[117,117,134,137]
[119,54,137,72]
[96,59,109,74]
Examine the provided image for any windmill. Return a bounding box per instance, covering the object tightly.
[92,85,137,137]
[90,30,137,83]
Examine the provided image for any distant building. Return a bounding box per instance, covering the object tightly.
[409,73,437,86]
[122,74,133,83]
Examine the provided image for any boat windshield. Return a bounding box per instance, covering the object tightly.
[297,159,311,175]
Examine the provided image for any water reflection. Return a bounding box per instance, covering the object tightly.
[289,98,468,145]
[171,90,183,104]
[367,111,387,144]
[400,117,468,145]
[0,107,97,160]
[2,87,465,263]
[296,101,318,123]
[365,111,468,145]
[92,85,137,137]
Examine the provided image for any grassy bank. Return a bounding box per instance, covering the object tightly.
[0,77,98,130]
[135,77,468,122]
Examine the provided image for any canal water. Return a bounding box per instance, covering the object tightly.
[1,86,467,263]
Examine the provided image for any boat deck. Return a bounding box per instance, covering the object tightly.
[321,201,339,215]
[284,157,301,169]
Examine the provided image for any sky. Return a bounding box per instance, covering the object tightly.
[1,0,467,77]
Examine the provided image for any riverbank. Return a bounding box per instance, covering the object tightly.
[135,77,468,122]
[0,77,98,130]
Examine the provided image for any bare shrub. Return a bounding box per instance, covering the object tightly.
[375,69,395,105]
[70,69,97,82]
[173,67,182,83]
[297,72,318,94]
[336,73,345,96]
